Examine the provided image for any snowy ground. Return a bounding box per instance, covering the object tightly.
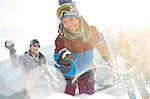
[44,92,117,99]
[0,56,150,99]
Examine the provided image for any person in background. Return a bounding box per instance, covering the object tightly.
[5,39,51,99]
[117,33,150,99]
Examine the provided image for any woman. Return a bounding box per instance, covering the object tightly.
[54,2,113,96]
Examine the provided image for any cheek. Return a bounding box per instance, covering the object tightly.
[31,47,36,51]
[73,22,80,30]
[63,24,68,29]
[30,47,34,51]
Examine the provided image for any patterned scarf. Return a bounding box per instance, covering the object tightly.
[62,17,91,42]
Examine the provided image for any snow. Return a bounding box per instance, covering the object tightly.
[44,92,117,99]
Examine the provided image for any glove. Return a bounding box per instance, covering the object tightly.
[57,48,73,66]
[102,55,113,68]
[5,40,16,53]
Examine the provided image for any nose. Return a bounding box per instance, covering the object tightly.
[34,47,39,51]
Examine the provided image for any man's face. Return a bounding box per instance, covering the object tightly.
[62,17,80,33]
[30,43,40,55]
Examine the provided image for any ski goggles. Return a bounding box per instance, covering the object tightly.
[57,4,77,19]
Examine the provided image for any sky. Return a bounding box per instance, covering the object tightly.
[0,0,150,61]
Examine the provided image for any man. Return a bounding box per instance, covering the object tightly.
[5,39,51,99]
[5,39,47,77]
[54,1,113,96]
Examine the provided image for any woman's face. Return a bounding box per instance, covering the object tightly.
[62,17,80,33]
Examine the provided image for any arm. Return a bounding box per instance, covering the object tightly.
[96,33,114,67]
[54,36,76,77]
[5,41,23,68]
[54,48,75,76]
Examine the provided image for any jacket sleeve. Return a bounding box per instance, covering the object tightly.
[54,35,63,64]
[96,31,113,67]
[54,35,62,66]
[54,54,76,77]
[54,35,76,77]
[10,50,24,68]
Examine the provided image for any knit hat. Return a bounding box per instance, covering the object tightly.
[30,39,40,47]
[59,0,72,5]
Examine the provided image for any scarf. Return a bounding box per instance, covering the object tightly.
[62,16,91,42]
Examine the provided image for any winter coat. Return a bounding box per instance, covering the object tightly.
[10,50,47,72]
[54,26,108,78]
